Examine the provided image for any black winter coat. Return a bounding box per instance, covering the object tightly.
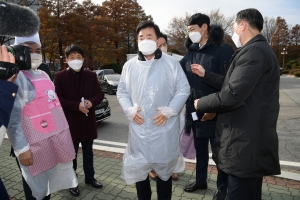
[180,25,234,138]
[197,34,281,178]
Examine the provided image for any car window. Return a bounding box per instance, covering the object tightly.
[107,75,121,81]
[103,69,114,75]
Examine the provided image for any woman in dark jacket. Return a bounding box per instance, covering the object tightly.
[179,13,234,199]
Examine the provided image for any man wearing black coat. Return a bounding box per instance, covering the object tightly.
[180,13,234,199]
[195,9,280,200]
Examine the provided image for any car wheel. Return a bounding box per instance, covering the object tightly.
[108,85,113,95]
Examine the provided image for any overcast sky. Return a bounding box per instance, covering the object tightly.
[78,0,300,32]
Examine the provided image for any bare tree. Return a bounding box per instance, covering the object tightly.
[261,16,276,44]
[166,13,191,55]
[208,9,234,35]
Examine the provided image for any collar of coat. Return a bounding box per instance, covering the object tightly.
[138,48,162,61]
[238,34,266,50]
[67,66,84,73]
[234,34,267,55]
[229,34,267,66]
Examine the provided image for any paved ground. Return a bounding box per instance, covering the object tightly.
[1,140,300,200]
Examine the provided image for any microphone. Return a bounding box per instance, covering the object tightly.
[0,1,40,37]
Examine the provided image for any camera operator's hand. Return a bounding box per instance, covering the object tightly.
[7,74,17,82]
[0,45,17,82]
[0,45,15,63]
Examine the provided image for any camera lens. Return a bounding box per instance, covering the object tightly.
[6,45,31,70]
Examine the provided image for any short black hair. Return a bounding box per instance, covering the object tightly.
[136,20,160,39]
[188,13,210,28]
[160,32,168,44]
[235,8,263,32]
[65,44,84,58]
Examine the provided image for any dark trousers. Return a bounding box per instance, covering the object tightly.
[15,158,51,200]
[228,174,263,200]
[0,178,9,200]
[136,175,172,200]
[73,140,95,180]
[193,131,228,190]
[194,136,214,183]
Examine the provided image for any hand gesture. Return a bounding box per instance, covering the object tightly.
[153,108,168,126]
[201,113,216,121]
[7,74,17,82]
[194,99,199,110]
[0,45,15,63]
[191,64,205,77]
[133,108,143,124]
[84,99,92,109]
[79,102,89,115]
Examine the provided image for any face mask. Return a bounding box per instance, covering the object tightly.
[160,46,168,53]
[138,40,157,55]
[189,31,201,43]
[31,53,42,70]
[231,26,243,48]
[68,60,83,71]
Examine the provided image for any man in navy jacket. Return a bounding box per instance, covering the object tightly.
[0,45,18,200]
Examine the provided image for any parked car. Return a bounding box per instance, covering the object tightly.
[99,74,121,95]
[95,96,111,122]
[95,69,115,76]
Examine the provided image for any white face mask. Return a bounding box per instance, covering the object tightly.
[138,40,157,55]
[189,31,201,43]
[231,25,243,48]
[31,53,42,70]
[68,60,83,71]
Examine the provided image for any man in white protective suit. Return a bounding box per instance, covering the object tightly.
[117,21,190,200]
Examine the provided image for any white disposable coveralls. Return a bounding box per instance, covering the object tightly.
[117,53,190,184]
[7,70,77,200]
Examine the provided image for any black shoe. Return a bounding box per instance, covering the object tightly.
[69,186,80,197]
[85,178,103,188]
[212,190,227,200]
[184,181,207,192]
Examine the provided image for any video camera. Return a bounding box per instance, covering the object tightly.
[0,45,31,80]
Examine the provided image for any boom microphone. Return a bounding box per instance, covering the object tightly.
[0,1,40,37]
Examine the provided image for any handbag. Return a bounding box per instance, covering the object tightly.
[180,128,196,160]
